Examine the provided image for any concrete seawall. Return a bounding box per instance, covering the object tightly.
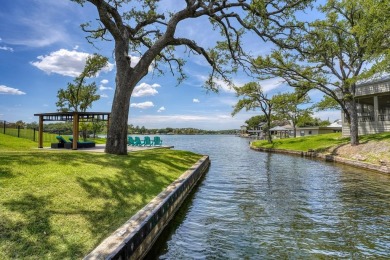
[250,146,390,174]
[84,155,210,259]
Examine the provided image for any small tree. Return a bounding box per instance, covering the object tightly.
[15,120,26,128]
[232,82,274,143]
[56,54,108,112]
[272,92,312,137]
[245,115,268,130]
[91,119,105,138]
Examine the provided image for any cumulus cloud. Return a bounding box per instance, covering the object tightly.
[100,94,109,98]
[0,46,14,52]
[130,101,154,109]
[101,79,109,84]
[193,98,200,103]
[133,83,161,97]
[0,85,26,95]
[30,49,114,77]
[157,106,166,113]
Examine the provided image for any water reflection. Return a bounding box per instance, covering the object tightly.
[146,135,390,259]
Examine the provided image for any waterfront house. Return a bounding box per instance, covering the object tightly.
[341,76,390,136]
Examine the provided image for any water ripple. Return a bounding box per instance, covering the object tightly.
[146,135,390,259]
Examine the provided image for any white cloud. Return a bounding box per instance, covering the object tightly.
[129,55,141,68]
[130,101,154,109]
[0,85,26,95]
[193,98,200,103]
[133,83,161,97]
[101,79,109,84]
[30,49,114,77]
[157,106,166,113]
[6,19,68,48]
[99,85,113,91]
[100,94,109,98]
[128,54,155,71]
[0,46,14,52]
[259,78,286,93]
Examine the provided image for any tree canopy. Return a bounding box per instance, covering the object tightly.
[272,92,312,137]
[252,0,390,145]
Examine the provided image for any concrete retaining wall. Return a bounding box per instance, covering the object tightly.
[251,146,390,174]
[84,155,210,260]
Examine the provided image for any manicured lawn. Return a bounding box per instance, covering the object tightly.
[251,132,390,152]
[0,134,202,259]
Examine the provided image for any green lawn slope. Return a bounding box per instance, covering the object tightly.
[0,133,202,259]
[251,132,390,165]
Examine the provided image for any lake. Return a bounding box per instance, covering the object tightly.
[142,135,390,259]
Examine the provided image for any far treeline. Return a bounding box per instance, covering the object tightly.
[3,120,237,136]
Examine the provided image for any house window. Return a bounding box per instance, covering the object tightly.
[308,130,312,135]
[300,130,305,136]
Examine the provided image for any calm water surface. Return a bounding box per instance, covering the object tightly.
[145,135,390,259]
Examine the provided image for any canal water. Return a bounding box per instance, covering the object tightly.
[146,135,390,259]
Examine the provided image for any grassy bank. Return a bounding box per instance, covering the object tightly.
[251,132,390,165]
[251,133,348,151]
[0,134,202,259]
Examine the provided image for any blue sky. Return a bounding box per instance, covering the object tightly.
[0,0,339,130]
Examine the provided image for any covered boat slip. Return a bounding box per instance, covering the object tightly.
[34,112,110,150]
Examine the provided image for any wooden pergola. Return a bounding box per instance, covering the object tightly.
[34,112,110,150]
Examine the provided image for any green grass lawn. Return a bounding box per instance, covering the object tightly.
[251,132,390,152]
[0,134,202,259]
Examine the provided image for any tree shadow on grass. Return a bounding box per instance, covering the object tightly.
[1,194,86,259]
[0,149,201,258]
[75,150,201,246]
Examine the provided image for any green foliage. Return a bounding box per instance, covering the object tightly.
[245,115,267,129]
[272,92,312,136]
[72,0,315,154]
[313,95,341,111]
[232,82,273,143]
[296,117,329,127]
[0,133,202,259]
[56,54,108,112]
[252,0,390,145]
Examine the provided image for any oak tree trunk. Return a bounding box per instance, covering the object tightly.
[345,99,359,146]
[105,41,146,155]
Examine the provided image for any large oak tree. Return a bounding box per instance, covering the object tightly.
[72,0,311,155]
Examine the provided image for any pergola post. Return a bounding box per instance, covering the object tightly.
[38,115,43,148]
[72,112,79,150]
